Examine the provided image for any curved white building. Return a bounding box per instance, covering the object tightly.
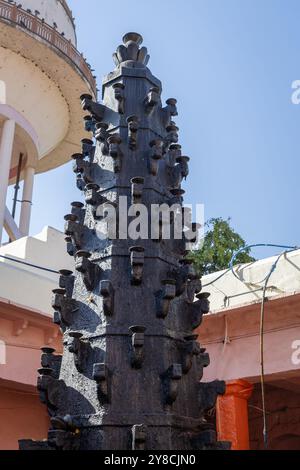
[0,0,97,244]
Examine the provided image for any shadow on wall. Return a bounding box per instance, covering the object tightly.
[249,382,300,450]
[271,434,300,450]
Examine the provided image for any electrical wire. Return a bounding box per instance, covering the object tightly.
[0,254,59,274]
[230,244,298,283]
[202,268,232,288]
[203,244,298,289]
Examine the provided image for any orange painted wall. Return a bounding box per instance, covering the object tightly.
[0,386,49,450]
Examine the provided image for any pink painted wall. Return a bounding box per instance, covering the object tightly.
[197,294,300,383]
[201,327,300,383]
[0,300,62,449]
[0,344,41,386]
[0,386,49,450]
[0,303,62,387]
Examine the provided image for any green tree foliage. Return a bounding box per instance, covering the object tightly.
[190,217,255,276]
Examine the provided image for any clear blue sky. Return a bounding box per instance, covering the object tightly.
[7,0,300,258]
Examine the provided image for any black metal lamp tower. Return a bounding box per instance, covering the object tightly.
[20,33,229,451]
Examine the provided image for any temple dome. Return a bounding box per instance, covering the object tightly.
[15,0,76,44]
[0,0,96,181]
